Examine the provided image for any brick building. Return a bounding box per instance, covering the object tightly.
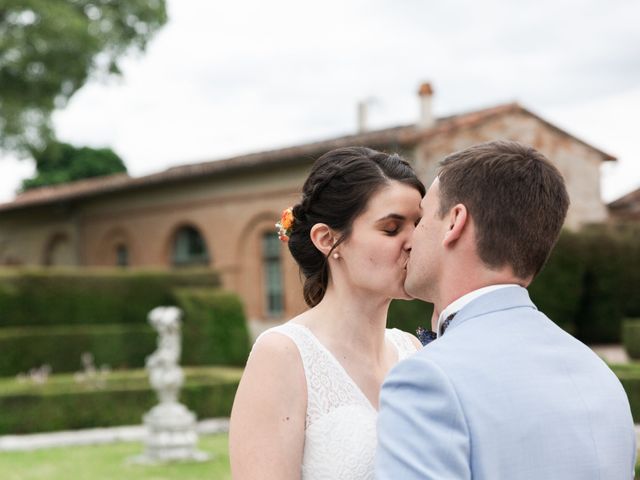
[0,85,615,333]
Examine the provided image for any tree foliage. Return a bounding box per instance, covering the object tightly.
[21,141,127,190]
[0,0,167,154]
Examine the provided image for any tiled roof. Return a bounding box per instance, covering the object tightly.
[0,102,615,213]
[607,186,640,209]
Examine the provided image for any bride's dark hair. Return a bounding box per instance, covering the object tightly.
[288,146,425,307]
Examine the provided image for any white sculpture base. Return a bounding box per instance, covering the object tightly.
[131,402,210,464]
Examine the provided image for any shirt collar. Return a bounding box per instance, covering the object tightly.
[436,284,520,337]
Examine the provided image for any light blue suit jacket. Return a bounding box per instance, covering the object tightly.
[376,286,636,479]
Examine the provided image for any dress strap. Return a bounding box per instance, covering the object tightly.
[386,328,419,359]
[254,323,316,367]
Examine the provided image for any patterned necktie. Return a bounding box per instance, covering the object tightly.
[416,313,457,346]
[440,313,456,336]
[416,326,437,346]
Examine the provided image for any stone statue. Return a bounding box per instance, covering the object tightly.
[146,306,184,405]
[132,306,208,464]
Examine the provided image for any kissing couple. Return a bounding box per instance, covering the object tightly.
[229,141,636,479]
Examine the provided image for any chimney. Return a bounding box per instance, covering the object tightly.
[418,82,435,128]
[357,100,368,133]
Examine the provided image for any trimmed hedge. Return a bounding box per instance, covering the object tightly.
[611,363,640,423]
[176,288,251,367]
[622,319,640,360]
[572,228,627,344]
[0,270,250,376]
[616,225,640,319]
[533,228,638,344]
[0,367,242,434]
[0,269,219,327]
[529,230,585,334]
[387,298,433,336]
[0,324,155,376]
[0,288,250,376]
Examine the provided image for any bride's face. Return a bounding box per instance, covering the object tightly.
[333,180,422,300]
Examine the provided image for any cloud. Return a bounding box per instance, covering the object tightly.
[2,0,639,202]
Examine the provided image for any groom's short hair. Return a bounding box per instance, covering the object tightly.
[437,140,570,279]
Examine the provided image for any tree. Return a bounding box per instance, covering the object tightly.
[0,0,167,154]
[21,141,127,190]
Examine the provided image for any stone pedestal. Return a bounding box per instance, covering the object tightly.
[136,403,208,463]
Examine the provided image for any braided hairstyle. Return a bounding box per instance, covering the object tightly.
[288,146,425,307]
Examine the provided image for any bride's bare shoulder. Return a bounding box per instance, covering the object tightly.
[231,320,307,423]
[246,318,309,382]
[251,326,301,365]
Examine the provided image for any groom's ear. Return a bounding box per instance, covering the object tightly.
[310,223,338,257]
[442,203,467,248]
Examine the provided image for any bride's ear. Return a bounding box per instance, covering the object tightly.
[310,223,338,257]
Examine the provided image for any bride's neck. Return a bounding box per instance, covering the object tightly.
[307,284,391,361]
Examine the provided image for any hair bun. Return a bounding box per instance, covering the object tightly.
[291,204,307,225]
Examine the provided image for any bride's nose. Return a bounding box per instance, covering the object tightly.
[403,235,412,252]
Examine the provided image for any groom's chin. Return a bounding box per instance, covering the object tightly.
[403,277,425,302]
[396,289,414,301]
[403,277,416,298]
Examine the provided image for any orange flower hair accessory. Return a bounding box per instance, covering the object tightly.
[276,207,294,242]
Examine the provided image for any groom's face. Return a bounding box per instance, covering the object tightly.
[405,178,447,302]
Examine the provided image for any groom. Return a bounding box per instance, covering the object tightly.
[376,140,636,479]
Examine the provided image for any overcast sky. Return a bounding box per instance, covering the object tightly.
[1,0,639,202]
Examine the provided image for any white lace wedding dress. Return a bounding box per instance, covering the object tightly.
[257,322,418,480]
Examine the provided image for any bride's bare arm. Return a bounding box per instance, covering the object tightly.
[229,333,307,479]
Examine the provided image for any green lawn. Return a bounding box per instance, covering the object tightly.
[0,431,637,478]
[0,434,231,480]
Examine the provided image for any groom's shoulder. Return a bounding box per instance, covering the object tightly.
[398,308,544,369]
[386,337,459,384]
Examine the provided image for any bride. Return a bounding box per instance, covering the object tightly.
[229,146,426,479]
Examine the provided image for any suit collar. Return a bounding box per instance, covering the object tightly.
[437,284,519,337]
[443,285,537,335]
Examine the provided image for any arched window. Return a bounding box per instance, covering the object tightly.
[262,232,284,316]
[116,244,129,267]
[98,228,134,267]
[172,226,210,267]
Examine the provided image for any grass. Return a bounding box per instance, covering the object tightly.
[0,432,636,479]
[0,434,231,480]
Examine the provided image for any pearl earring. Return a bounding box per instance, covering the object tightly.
[332,252,340,259]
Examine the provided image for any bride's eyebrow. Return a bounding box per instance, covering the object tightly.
[375,213,406,223]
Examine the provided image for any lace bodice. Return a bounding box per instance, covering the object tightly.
[256,323,418,480]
